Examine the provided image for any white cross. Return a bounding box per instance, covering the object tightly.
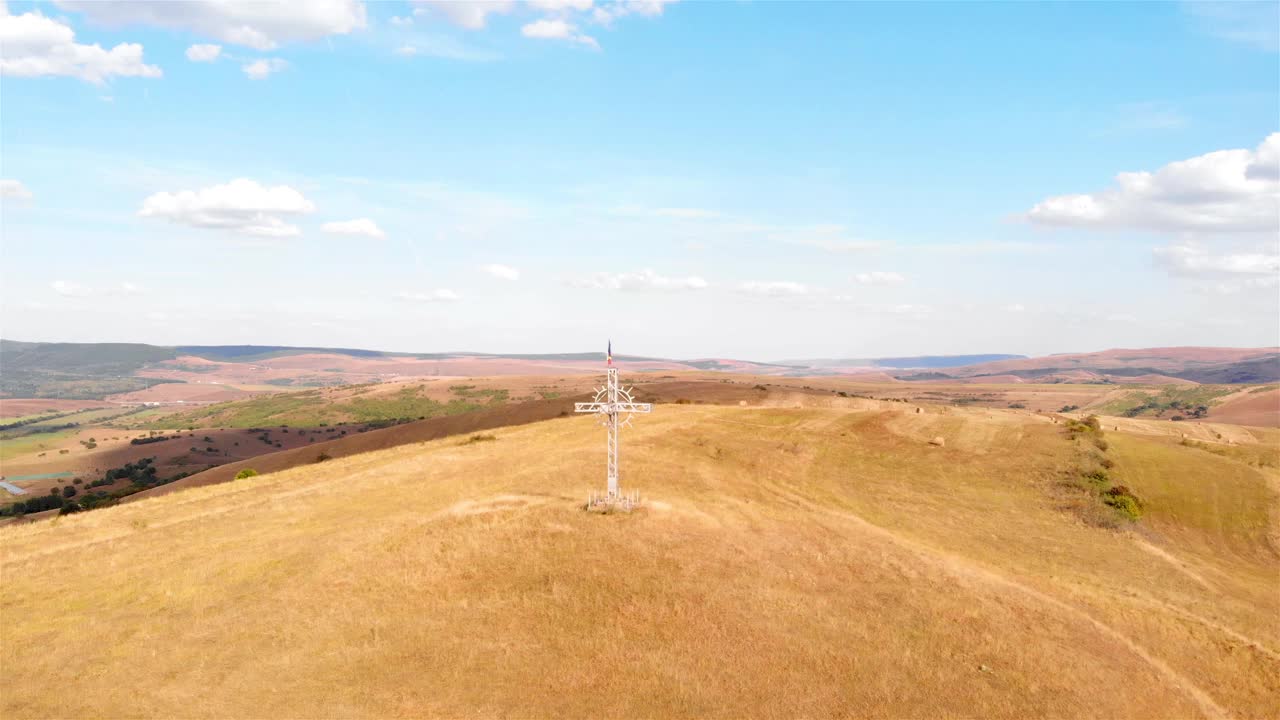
[574,366,651,499]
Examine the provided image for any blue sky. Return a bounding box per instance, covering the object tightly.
[1,0,1277,359]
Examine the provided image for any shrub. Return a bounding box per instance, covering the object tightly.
[62,485,77,498]
[234,468,259,480]
[1100,458,1115,470]
[459,434,497,446]
[1092,436,1109,452]
[1103,486,1143,520]
[314,453,332,463]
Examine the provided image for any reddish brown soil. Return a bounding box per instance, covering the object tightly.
[0,425,363,499]
[0,399,115,418]
[1206,389,1280,427]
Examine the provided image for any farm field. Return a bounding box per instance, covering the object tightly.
[2,401,1276,718]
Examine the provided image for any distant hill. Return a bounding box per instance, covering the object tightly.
[786,354,1026,369]
[0,340,182,399]
[905,347,1280,385]
[1175,354,1280,384]
[0,340,794,399]
[4,341,1276,402]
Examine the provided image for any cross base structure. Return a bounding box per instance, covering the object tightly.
[575,366,651,511]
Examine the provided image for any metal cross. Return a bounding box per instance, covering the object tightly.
[575,366,651,505]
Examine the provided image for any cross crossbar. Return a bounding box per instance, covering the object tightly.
[573,402,652,413]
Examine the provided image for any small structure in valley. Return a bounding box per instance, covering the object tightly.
[575,341,651,510]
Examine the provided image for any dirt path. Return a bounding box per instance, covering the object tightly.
[1131,537,1216,591]
[818,504,1230,718]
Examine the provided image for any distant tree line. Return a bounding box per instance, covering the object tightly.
[1,456,192,518]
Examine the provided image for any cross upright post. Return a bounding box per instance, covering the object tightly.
[575,343,652,509]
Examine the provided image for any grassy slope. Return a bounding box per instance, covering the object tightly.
[1088,384,1242,418]
[1,405,1276,718]
[128,384,506,430]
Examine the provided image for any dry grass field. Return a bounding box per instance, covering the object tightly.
[2,403,1277,718]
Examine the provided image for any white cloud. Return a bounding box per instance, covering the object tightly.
[1182,1,1279,52]
[243,57,287,79]
[1154,242,1279,276]
[51,280,91,297]
[119,282,144,295]
[0,9,161,84]
[571,269,707,291]
[0,179,33,200]
[520,18,598,48]
[530,0,595,11]
[1027,133,1280,233]
[389,15,414,26]
[1200,275,1280,295]
[481,263,521,280]
[1106,313,1139,324]
[392,36,501,61]
[853,271,905,285]
[321,218,385,239]
[738,280,809,297]
[185,43,222,62]
[414,1,514,30]
[593,0,678,25]
[1004,303,1026,313]
[138,178,316,237]
[397,289,460,302]
[57,0,368,51]
[881,303,933,315]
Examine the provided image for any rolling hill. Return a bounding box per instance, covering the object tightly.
[912,347,1280,384]
[2,402,1276,718]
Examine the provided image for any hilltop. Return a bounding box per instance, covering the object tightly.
[2,401,1276,718]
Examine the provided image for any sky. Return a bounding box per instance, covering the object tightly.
[1,0,1277,360]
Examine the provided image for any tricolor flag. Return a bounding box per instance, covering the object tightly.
[607,340,613,366]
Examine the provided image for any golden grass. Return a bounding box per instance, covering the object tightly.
[2,405,1277,718]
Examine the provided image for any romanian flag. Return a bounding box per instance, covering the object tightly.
[607,340,613,366]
